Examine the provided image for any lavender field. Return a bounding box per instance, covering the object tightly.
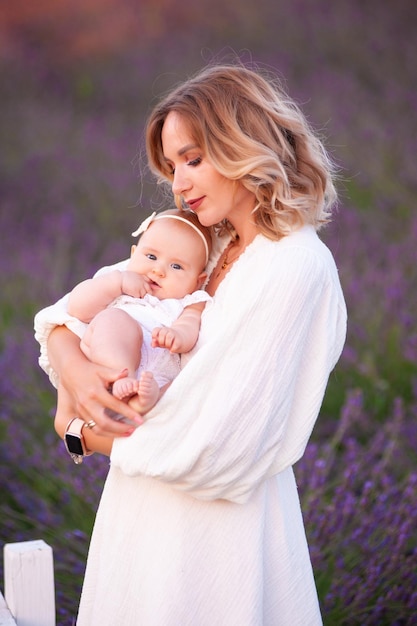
[1,1,416,624]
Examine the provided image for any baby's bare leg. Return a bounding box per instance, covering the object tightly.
[81,308,142,375]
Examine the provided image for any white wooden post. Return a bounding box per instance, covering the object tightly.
[0,590,17,625]
[3,540,55,626]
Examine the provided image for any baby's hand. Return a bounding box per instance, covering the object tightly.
[152,327,184,353]
[121,271,152,298]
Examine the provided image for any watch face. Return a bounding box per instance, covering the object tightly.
[65,433,84,456]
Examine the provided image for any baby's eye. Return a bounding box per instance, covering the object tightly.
[171,263,183,271]
[146,254,157,261]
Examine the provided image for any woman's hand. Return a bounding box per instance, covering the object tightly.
[48,326,144,441]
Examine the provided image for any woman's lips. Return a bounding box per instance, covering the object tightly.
[187,196,204,211]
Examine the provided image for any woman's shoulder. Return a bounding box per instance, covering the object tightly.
[273,224,325,250]
[251,225,330,262]
[245,226,342,294]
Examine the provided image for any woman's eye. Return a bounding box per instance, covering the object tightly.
[171,263,182,271]
[187,157,202,167]
[146,254,157,261]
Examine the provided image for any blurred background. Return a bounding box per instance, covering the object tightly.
[1,1,416,624]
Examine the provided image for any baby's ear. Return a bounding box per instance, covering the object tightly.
[130,244,137,257]
[197,271,208,288]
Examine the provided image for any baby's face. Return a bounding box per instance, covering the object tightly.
[127,219,207,300]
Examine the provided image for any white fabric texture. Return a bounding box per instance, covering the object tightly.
[112,290,211,334]
[35,226,347,625]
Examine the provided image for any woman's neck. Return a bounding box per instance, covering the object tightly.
[229,221,259,250]
[205,219,259,296]
[227,205,259,248]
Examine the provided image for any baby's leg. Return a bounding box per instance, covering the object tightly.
[128,371,160,414]
[81,308,142,376]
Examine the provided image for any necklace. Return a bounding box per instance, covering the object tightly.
[214,240,241,278]
[221,245,237,269]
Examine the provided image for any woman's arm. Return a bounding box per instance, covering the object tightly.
[54,396,113,456]
[47,325,143,446]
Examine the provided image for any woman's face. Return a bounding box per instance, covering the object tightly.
[161,112,255,229]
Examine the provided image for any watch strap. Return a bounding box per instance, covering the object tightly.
[64,417,94,464]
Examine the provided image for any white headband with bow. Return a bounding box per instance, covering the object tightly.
[132,212,209,266]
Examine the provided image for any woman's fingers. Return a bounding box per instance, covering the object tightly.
[89,370,143,436]
[72,367,144,436]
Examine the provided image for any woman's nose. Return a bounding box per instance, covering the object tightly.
[172,168,191,196]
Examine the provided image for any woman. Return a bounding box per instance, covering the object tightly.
[36,62,347,624]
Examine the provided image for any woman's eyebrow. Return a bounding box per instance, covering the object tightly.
[177,143,199,156]
[163,143,198,163]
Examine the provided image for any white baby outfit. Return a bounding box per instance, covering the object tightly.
[110,288,211,386]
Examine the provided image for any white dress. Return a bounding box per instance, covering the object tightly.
[35,226,347,625]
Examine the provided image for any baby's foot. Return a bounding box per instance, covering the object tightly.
[129,371,160,414]
[112,376,139,400]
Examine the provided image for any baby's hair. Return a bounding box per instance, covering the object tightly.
[155,208,212,263]
[134,208,212,266]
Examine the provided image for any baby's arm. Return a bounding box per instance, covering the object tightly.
[152,302,205,354]
[68,270,151,322]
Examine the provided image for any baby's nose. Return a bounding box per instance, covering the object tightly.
[152,265,165,277]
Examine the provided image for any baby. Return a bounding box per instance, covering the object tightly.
[60,209,212,421]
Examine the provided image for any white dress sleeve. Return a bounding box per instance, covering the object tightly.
[111,228,347,503]
[34,259,130,388]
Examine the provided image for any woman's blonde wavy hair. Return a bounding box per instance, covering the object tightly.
[146,63,338,240]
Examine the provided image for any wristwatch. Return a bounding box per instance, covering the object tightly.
[64,417,94,464]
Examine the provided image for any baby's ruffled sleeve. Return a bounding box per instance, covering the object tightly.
[181,290,212,307]
[34,294,88,388]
